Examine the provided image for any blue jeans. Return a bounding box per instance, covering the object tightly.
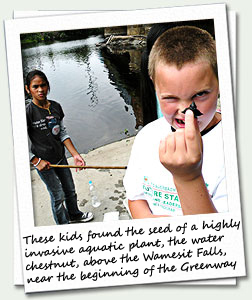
[37,156,83,224]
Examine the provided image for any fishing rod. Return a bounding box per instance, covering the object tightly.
[49,164,127,170]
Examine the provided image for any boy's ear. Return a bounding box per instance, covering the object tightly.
[150,76,156,87]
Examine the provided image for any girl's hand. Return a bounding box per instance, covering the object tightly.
[73,154,86,172]
[36,159,50,171]
[159,109,203,183]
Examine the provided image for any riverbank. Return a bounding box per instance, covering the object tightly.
[31,137,134,226]
[98,34,146,51]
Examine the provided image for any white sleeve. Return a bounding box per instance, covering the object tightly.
[123,133,146,201]
[211,166,229,213]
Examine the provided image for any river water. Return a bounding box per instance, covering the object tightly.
[22,35,143,155]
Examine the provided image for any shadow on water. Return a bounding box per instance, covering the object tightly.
[22,35,144,155]
[100,47,143,129]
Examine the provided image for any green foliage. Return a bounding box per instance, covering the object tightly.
[20,28,104,46]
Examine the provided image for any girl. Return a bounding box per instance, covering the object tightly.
[25,70,93,225]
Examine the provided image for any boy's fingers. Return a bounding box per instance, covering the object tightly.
[166,133,176,152]
[159,134,175,157]
[185,109,195,131]
[174,128,186,153]
[159,138,166,157]
[184,109,201,152]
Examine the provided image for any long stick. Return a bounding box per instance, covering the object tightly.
[49,164,127,169]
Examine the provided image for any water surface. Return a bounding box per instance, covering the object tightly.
[22,35,142,155]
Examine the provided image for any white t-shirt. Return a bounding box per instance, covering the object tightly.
[123,117,228,216]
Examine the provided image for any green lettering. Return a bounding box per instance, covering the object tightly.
[154,191,162,197]
[143,185,150,191]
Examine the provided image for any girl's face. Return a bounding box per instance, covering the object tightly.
[25,75,49,103]
[154,60,219,132]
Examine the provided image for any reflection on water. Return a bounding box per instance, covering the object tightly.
[22,35,143,155]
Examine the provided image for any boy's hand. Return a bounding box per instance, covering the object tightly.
[73,154,86,172]
[159,109,203,182]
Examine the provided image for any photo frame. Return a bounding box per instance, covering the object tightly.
[5,4,245,293]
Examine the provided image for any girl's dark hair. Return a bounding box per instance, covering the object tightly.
[25,69,50,91]
[140,20,215,126]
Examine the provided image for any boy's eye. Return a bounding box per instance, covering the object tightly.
[161,96,178,102]
[193,91,209,98]
[32,85,39,89]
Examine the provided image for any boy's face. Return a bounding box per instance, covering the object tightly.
[154,60,219,132]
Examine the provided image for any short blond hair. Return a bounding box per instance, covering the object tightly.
[148,26,217,81]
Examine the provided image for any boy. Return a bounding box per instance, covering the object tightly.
[123,26,228,218]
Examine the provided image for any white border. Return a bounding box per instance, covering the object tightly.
[5,4,245,293]
[12,9,237,287]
